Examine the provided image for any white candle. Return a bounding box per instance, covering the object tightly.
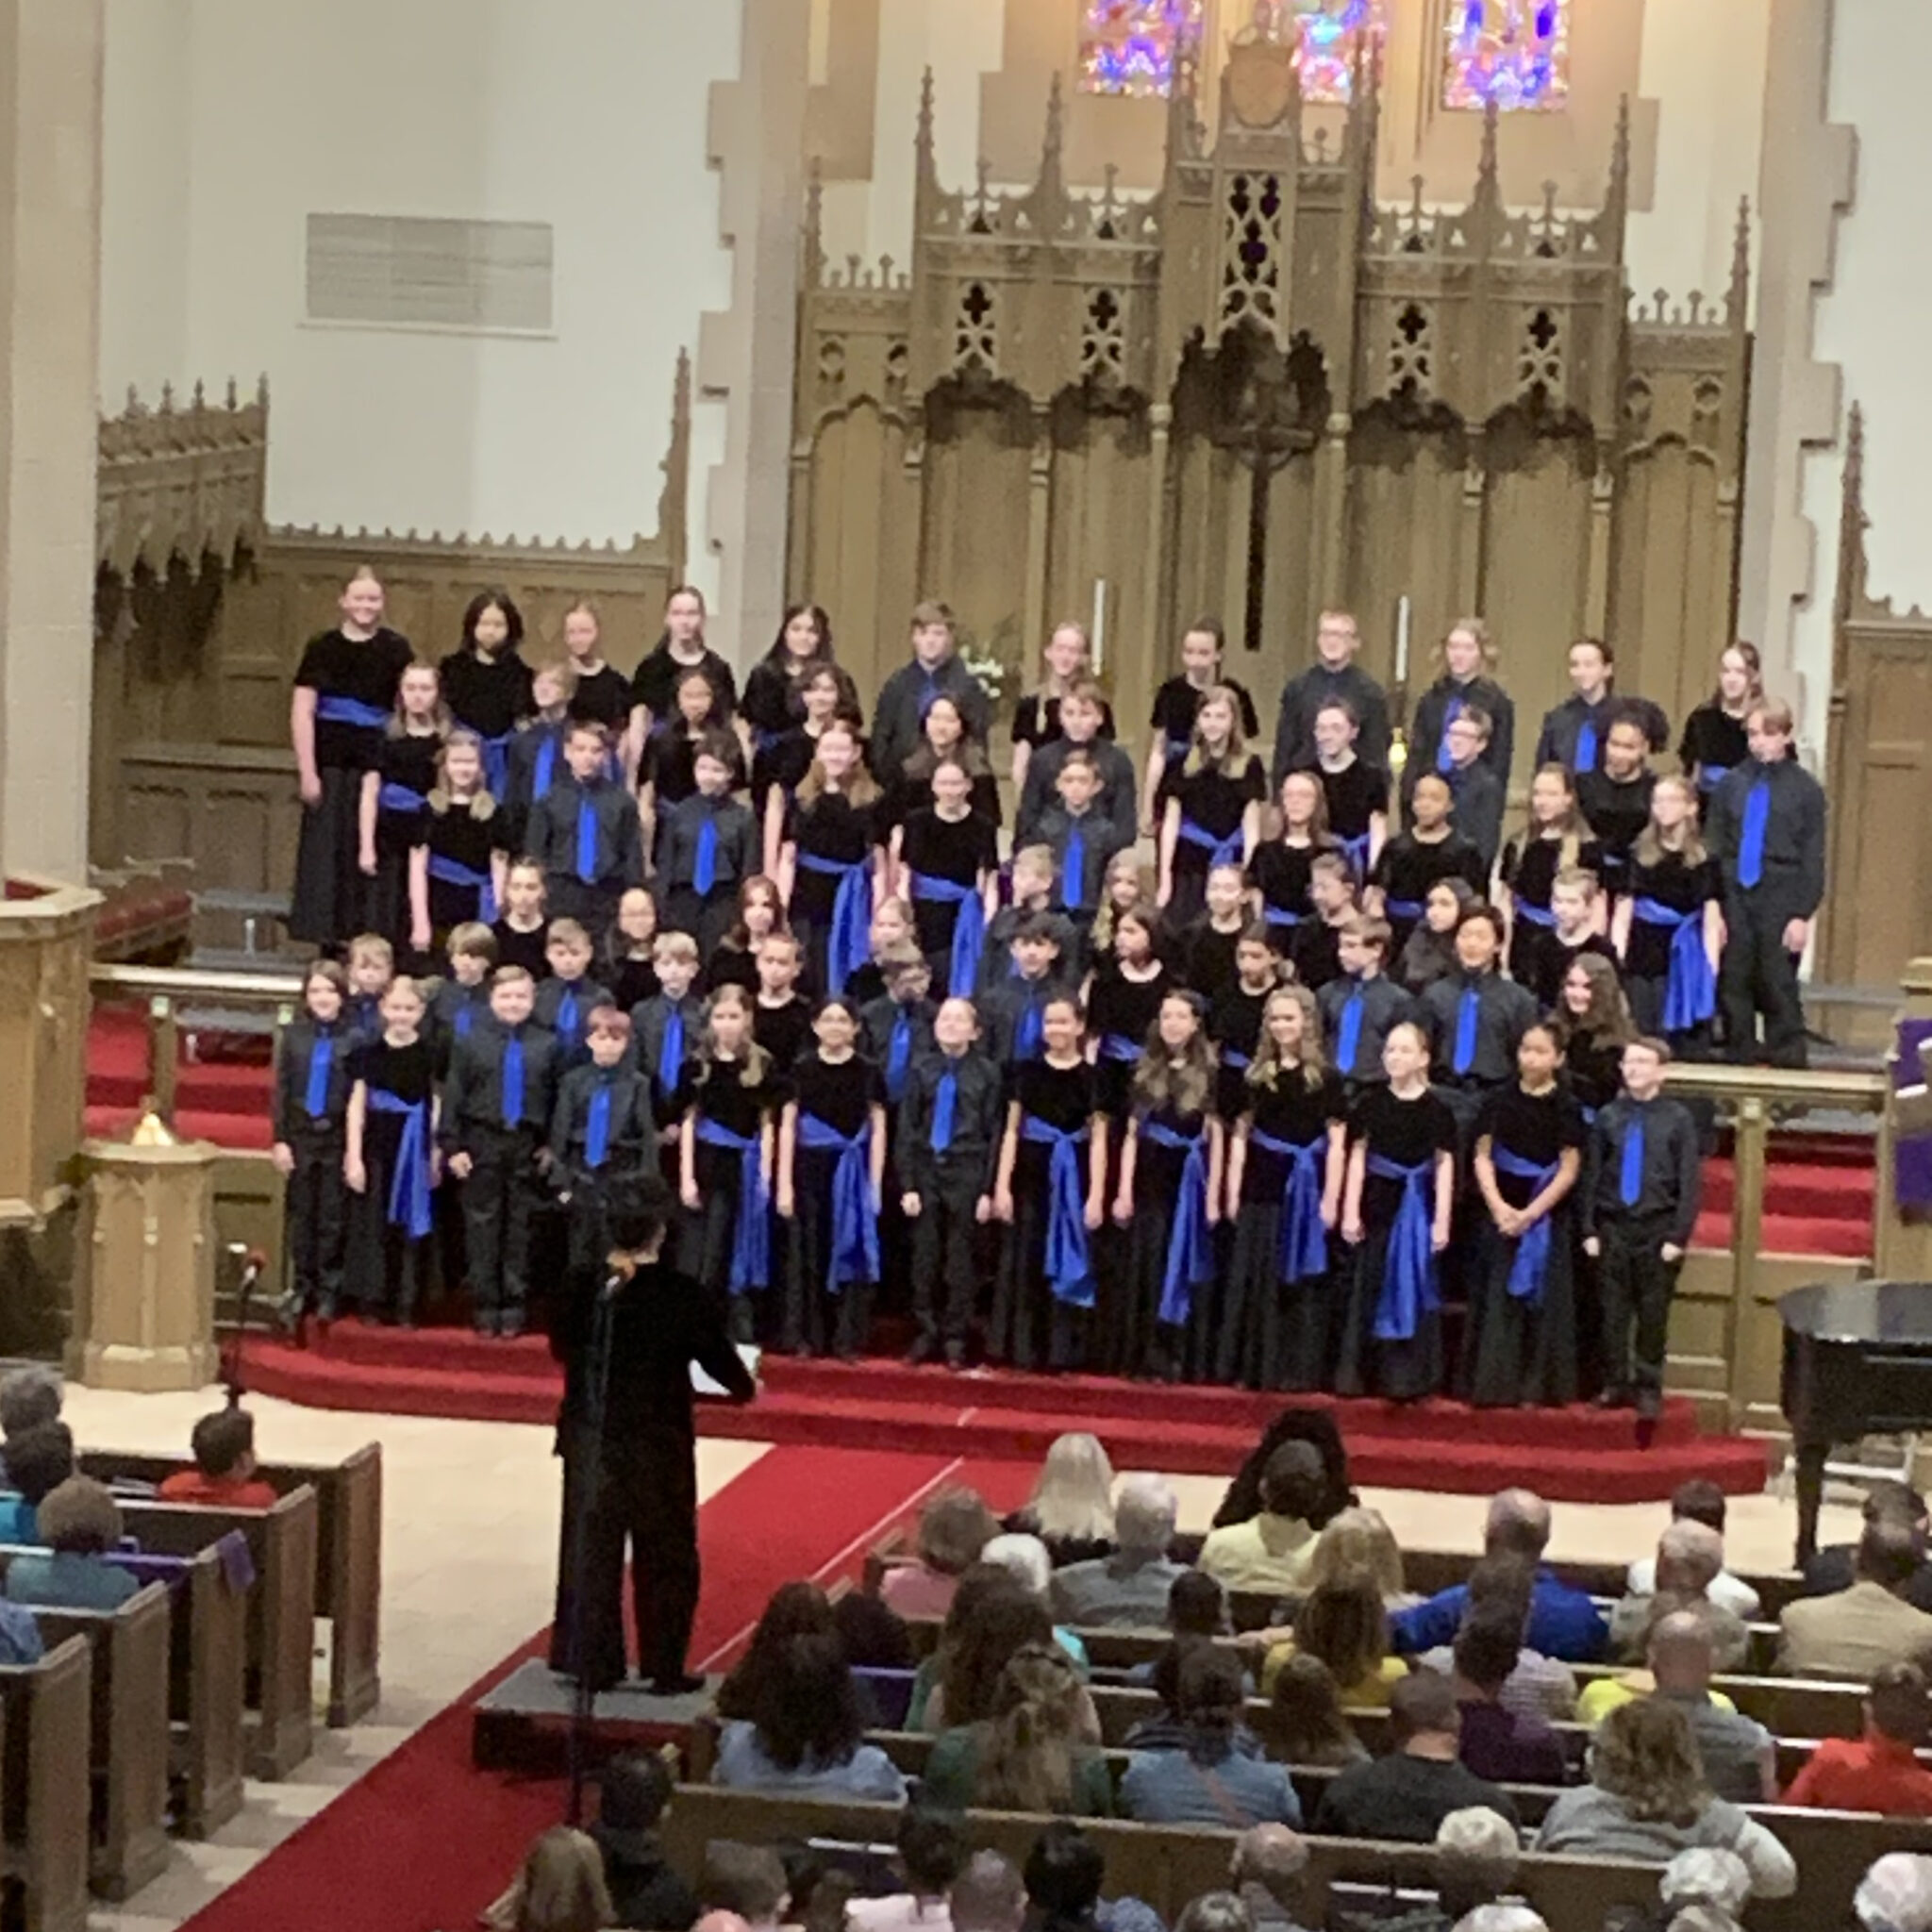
[1092,577,1108,676]
[1395,594,1411,685]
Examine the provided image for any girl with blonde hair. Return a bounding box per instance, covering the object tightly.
[1613,773,1723,1047]
[1498,763,1602,991]
[924,1642,1111,1816]
[1011,620,1115,795]
[1158,685,1266,926]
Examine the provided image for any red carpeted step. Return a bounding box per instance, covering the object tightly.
[1698,1157,1875,1220]
[1690,1207,1872,1259]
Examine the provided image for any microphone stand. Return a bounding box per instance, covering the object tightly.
[564,1262,624,1827]
[223,1244,267,1407]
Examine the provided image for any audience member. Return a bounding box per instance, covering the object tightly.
[1052,1477,1187,1628]
[1312,1673,1519,1841]
[699,1844,790,1932]
[1607,1523,1747,1671]
[1213,1409,1352,1533]
[849,1806,968,1932]
[712,1632,908,1800]
[1624,1483,1761,1622]
[156,1407,280,1509]
[0,1419,75,1543]
[0,1367,60,1481]
[1532,1700,1795,1897]
[1122,1645,1301,1827]
[487,1824,618,1932]
[5,1476,138,1610]
[1173,1893,1252,1932]
[1259,1570,1407,1706]
[1640,1609,1774,1803]
[1656,1847,1752,1932]
[1856,1852,1932,1932]
[1415,1554,1578,1723]
[590,1753,700,1932]
[1303,1506,1420,1611]
[1449,1912,1545,1932]
[914,1569,1054,1732]
[981,1533,1091,1672]
[1266,1653,1367,1769]
[1779,1520,1932,1679]
[1228,1824,1316,1932]
[924,1643,1110,1816]
[949,1852,1026,1932]
[1784,1661,1932,1814]
[716,1582,837,1720]
[1805,1483,1932,1615]
[884,1490,1000,1619]
[834,1590,916,1671]
[1024,1824,1108,1932]
[1197,1443,1326,1599]
[1391,1491,1607,1662]
[1007,1434,1117,1567]
[1446,1613,1568,1786]
[1331,1806,1522,1932]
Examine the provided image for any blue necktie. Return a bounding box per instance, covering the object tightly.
[585,1082,613,1168]
[1574,717,1599,774]
[575,795,598,883]
[694,815,718,895]
[1017,997,1043,1062]
[533,735,558,803]
[887,1012,913,1102]
[659,1009,685,1091]
[916,667,940,723]
[557,988,579,1046]
[502,1034,525,1128]
[1437,697,1462,774]
[1063,826,1086,909]
[456,1003,475,1039]
[304,1031,334,1119]
[1619,1113,1645,1208]
[1337,988,1364,1074]
[931,1067,958,1154]
[1739,778,1770,891]
[1453,988,1479,1077]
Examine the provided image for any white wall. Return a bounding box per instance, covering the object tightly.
[100,0,743,593]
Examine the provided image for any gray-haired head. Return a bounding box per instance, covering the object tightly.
[1115,1475,1178,1557]
[980,1532,1052,1600]
[0,1366,61,1439]
[1174,1891,1253,1932]
[1659,1847,1750,1915]
[1433,1807,1521,1910]
[1451,1910,1547,1932]
[1857,1853,1932,1932]
[1228,1824,1309,1911]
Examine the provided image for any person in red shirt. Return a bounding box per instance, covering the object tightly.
[1784,1661,1932,1815]
[157,1409,279,1511]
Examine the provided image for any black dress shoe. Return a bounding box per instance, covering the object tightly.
[647,1671,707,1697]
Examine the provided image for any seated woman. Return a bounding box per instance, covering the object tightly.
[1004,1432,1117,1568]
[922,1642,1111,1816]
[483,1823,614,1932]
[1534,1700,1796,1898]
[1124,1633,1258,1754]
[0,1421,74,1546]
[980,1532,1091,1673]
[715,1580,835,1721]
[712,1631,908,1802]
[4,1477,138,1610]
[910,1567,1057,1733]
[1267,1652,1369,1770]
[1213,1406,1353,1532]
[1122,1645,1301,1827]
[880,1488,999,1620]
[1258,1569,1409,1707]
[1303,1506,1420,1613]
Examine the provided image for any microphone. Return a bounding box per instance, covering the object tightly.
[600,1267,628,1304]
[238,1248,269,1289]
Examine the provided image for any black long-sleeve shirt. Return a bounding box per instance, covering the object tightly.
[274,1017,353,1140]
[441,1019,560,1146]
[1705,754,1826,915]
[1272,661,1392,789]
[658,792,756,895]
[1407,674,1516,792]
[1441,760,1506,875]
[899,1049,1004,1196]
[869,654,991,782]
[1420,970,1540,1087]
[525,777,643,892]
[1317,974,1415,1085]
[549,1062,658,1184]
[1582,1094,1701,1245]
[1017,739,1138,843]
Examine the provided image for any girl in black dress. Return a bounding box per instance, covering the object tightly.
[991,993,1108,1373]
[1368,772,1485,958]
[1499,764,1602,993]
[1142,619,1261,835]
[1464,1021,1587,1407]
[1158,684,1265,928]
[1553,952,1636,1119]
[1676,641,1760,803]
[343,976,438,1325]
[1086,909,1169,1121]
[1089,854,1159,974]
[1110,991,1224,1382]
[1576,712,1656,904]
[779,721,885,997]
[1011,620,1115,799]
[756,663,862,861]
[893,758,999,1000]
[1179,863,1253,1005]
[1395,878,1478,996]
[439,590,534,801]
[778,995,887,1359]
[704,876,791,997]
[1306,699,1389,885]
[605,887,662,1014]
[888,693,1002,833]
[1334,1021,1457,1400]
[1220,986,1347,1391]
[640,667,733,866]
[408,732,508,966]
[1207,922,1280,1120]
[1250,770,1332,943]
[1611,774,1723,1048]
[560,599,634,739]
[358,660,446,948]
[743,601,839,757]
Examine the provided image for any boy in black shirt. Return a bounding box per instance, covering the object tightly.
[551,1008,658,1271]
[427,923,497,1070]
[1319,916,1413,1091]
[862,947,938,1110]
[753,933,814,1072]
[535,919,613,1071]
[984,917,1066,1072]
[525,721,643,929]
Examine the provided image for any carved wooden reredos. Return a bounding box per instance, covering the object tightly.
[789,38,1750,778]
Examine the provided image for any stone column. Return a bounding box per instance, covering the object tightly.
[0,0,104,883]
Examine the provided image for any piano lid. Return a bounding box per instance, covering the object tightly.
[1780,1280,1932,1345]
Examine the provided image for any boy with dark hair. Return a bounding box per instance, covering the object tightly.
[1018,681,1136,841]
[1318,914,1413,1090]
[1037,748,1129,935]
[591,1752,700,1932]
[983,915,1066,1071]
[870,601,992,782]
[1421,905,1540,1123]
[978,847,1075,994]
[862,948,938,1110]
[551,1008,659,1272]
[159,1409,278,1509]
[658,734,757,954]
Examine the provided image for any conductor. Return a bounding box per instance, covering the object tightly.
[549,1174,756,1695]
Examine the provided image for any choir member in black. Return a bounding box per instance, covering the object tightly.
[991,994,1108,1374]
[273,962,353,1329]
[408,732,508,966]
[778,721,884,998]
[1300,701,1389,885]
[753,934,816,1073]
[1368,772,1486,957]
[1406,618,1515,804]
[886,693,1002,835]
[525,721,646,930]
[639,667,734,863]
[345,976,438,1327]
[1087,910,1169,1121]
[504,662,574,849]
[1319,916,1415,1091]
[605,888,662,1015]
[1291,855,1358,995]
[894,758,999,1000]
[901,997,1003,1367]
[1533,637,1668,775]
[1706,698,1826,1069]
[344,936,394,1047]
[1208,924,1280,1119]
[869,600,992,783]
[491,858,552,982]
[778,997,887,1358]
[1531,868,1620,1013]
[1581,1037,1701,1419]
[1037,748,1128,935]
[560,600,634,738]
[1271,609,1393,791]
[742,602,839,757]
[1576,713,1657,902]
[1677,641,1760,803]
[1180,864,1251,1007]
[705,877,790,998]
[1250,770,1332,943]
[358,661,445,947]
[548,1173,756,1697]
[1420,906,1540,1128]
[1334,1022,1457,1401]
[634,933,704,1130]
[1158,685,1266,929]
[1220,986,1347,1391]
[657,735,758,955]
[428,925,497,1070]
[1110,991,1224,1383]
[1396,878,1477,996]
[676,987,784,1342]
[1010,621,1114,798]
[1438,707,1507,877]
[626,585,739,767]
[1463,1023,1587,1408]
[550,1008,659,1274]
[1142,620,1260,835]
[1552,953,1636,1119]
[290,567,414,947]
[438,589,533,801]
[441,967,558,1338]
[1499,765,1602,993]
[1611,775,1723,1048]
[1089,853,1159,976]
[535,920,612,1071]
[756,664,861,864]
[1017,681,1136,844]
[860,946,935,1111]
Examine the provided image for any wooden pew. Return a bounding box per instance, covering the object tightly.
[0,1636,92,1932]
[84,1441,384,1725]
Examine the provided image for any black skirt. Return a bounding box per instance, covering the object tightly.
[1460,1203,1580,1407]
[1219,1201,1335,1392]
[291,767,365,948]
[1332,1224,1444,1401]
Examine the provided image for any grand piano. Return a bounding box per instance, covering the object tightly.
[1781,1281,1932,1563]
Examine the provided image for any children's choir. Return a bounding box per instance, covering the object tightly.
[282,571,1829,1411]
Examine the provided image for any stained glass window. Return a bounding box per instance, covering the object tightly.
[1294,1,1386,108]
[1442,0,1571,111]
[1078,0,1206,99]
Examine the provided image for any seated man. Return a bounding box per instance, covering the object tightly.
[1391,1490,1607,1663]
[1052,1476,1188,1628]
[949,1852,1026,1932]
[1780,1521,1932,1680]
[1785,1661,1932,1815]
[1446,1612,1569,1787]
[0,1366,61,1487]
[1639,1607,1775,1804]
[1624,1479,1762,1622]
[1311,1672,1519,1841]
[1607,1521,1749,1672]
[589,1752,700,1931]
[5,1476,139,1611]
[0,1420,75,1545]
[1415,1553,1578,1722]
[1227,1824,1317,1932]
[1804,1481,1932,1615]
[848,1805,966,1932]
[1122,1645,1301,1827]
[158,1407,279,1510]
[1196,1443,1326,1601]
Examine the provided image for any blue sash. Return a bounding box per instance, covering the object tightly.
[910,871,985,1000]
[365,1090,433,1240]
[1632,896,1718,1030]
[427,852,498,924]
[1262,904,1303,929]
[1491,1145,1560,1303]
[694,1117,771,1292]
[377,782,426,816]
[1341,831,1372,878]
[1695,762,1729,795]
[1252,1127,1328,1284]
[1141,1120,1213,1328]
[1221,1048,1252,1072]
[1021,1116,1094,1308]
[316,694,390,731]
[796,1113,880,1292]
[1165,732,1191,764]
[1177,818,1242,870]
[1513,900,1557,930]
[796,850,872,995]
[475,730,514,799]
[1099,1032,1142,1064]
[1385,898,1424,922]
[1365,1152,1438,1342]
